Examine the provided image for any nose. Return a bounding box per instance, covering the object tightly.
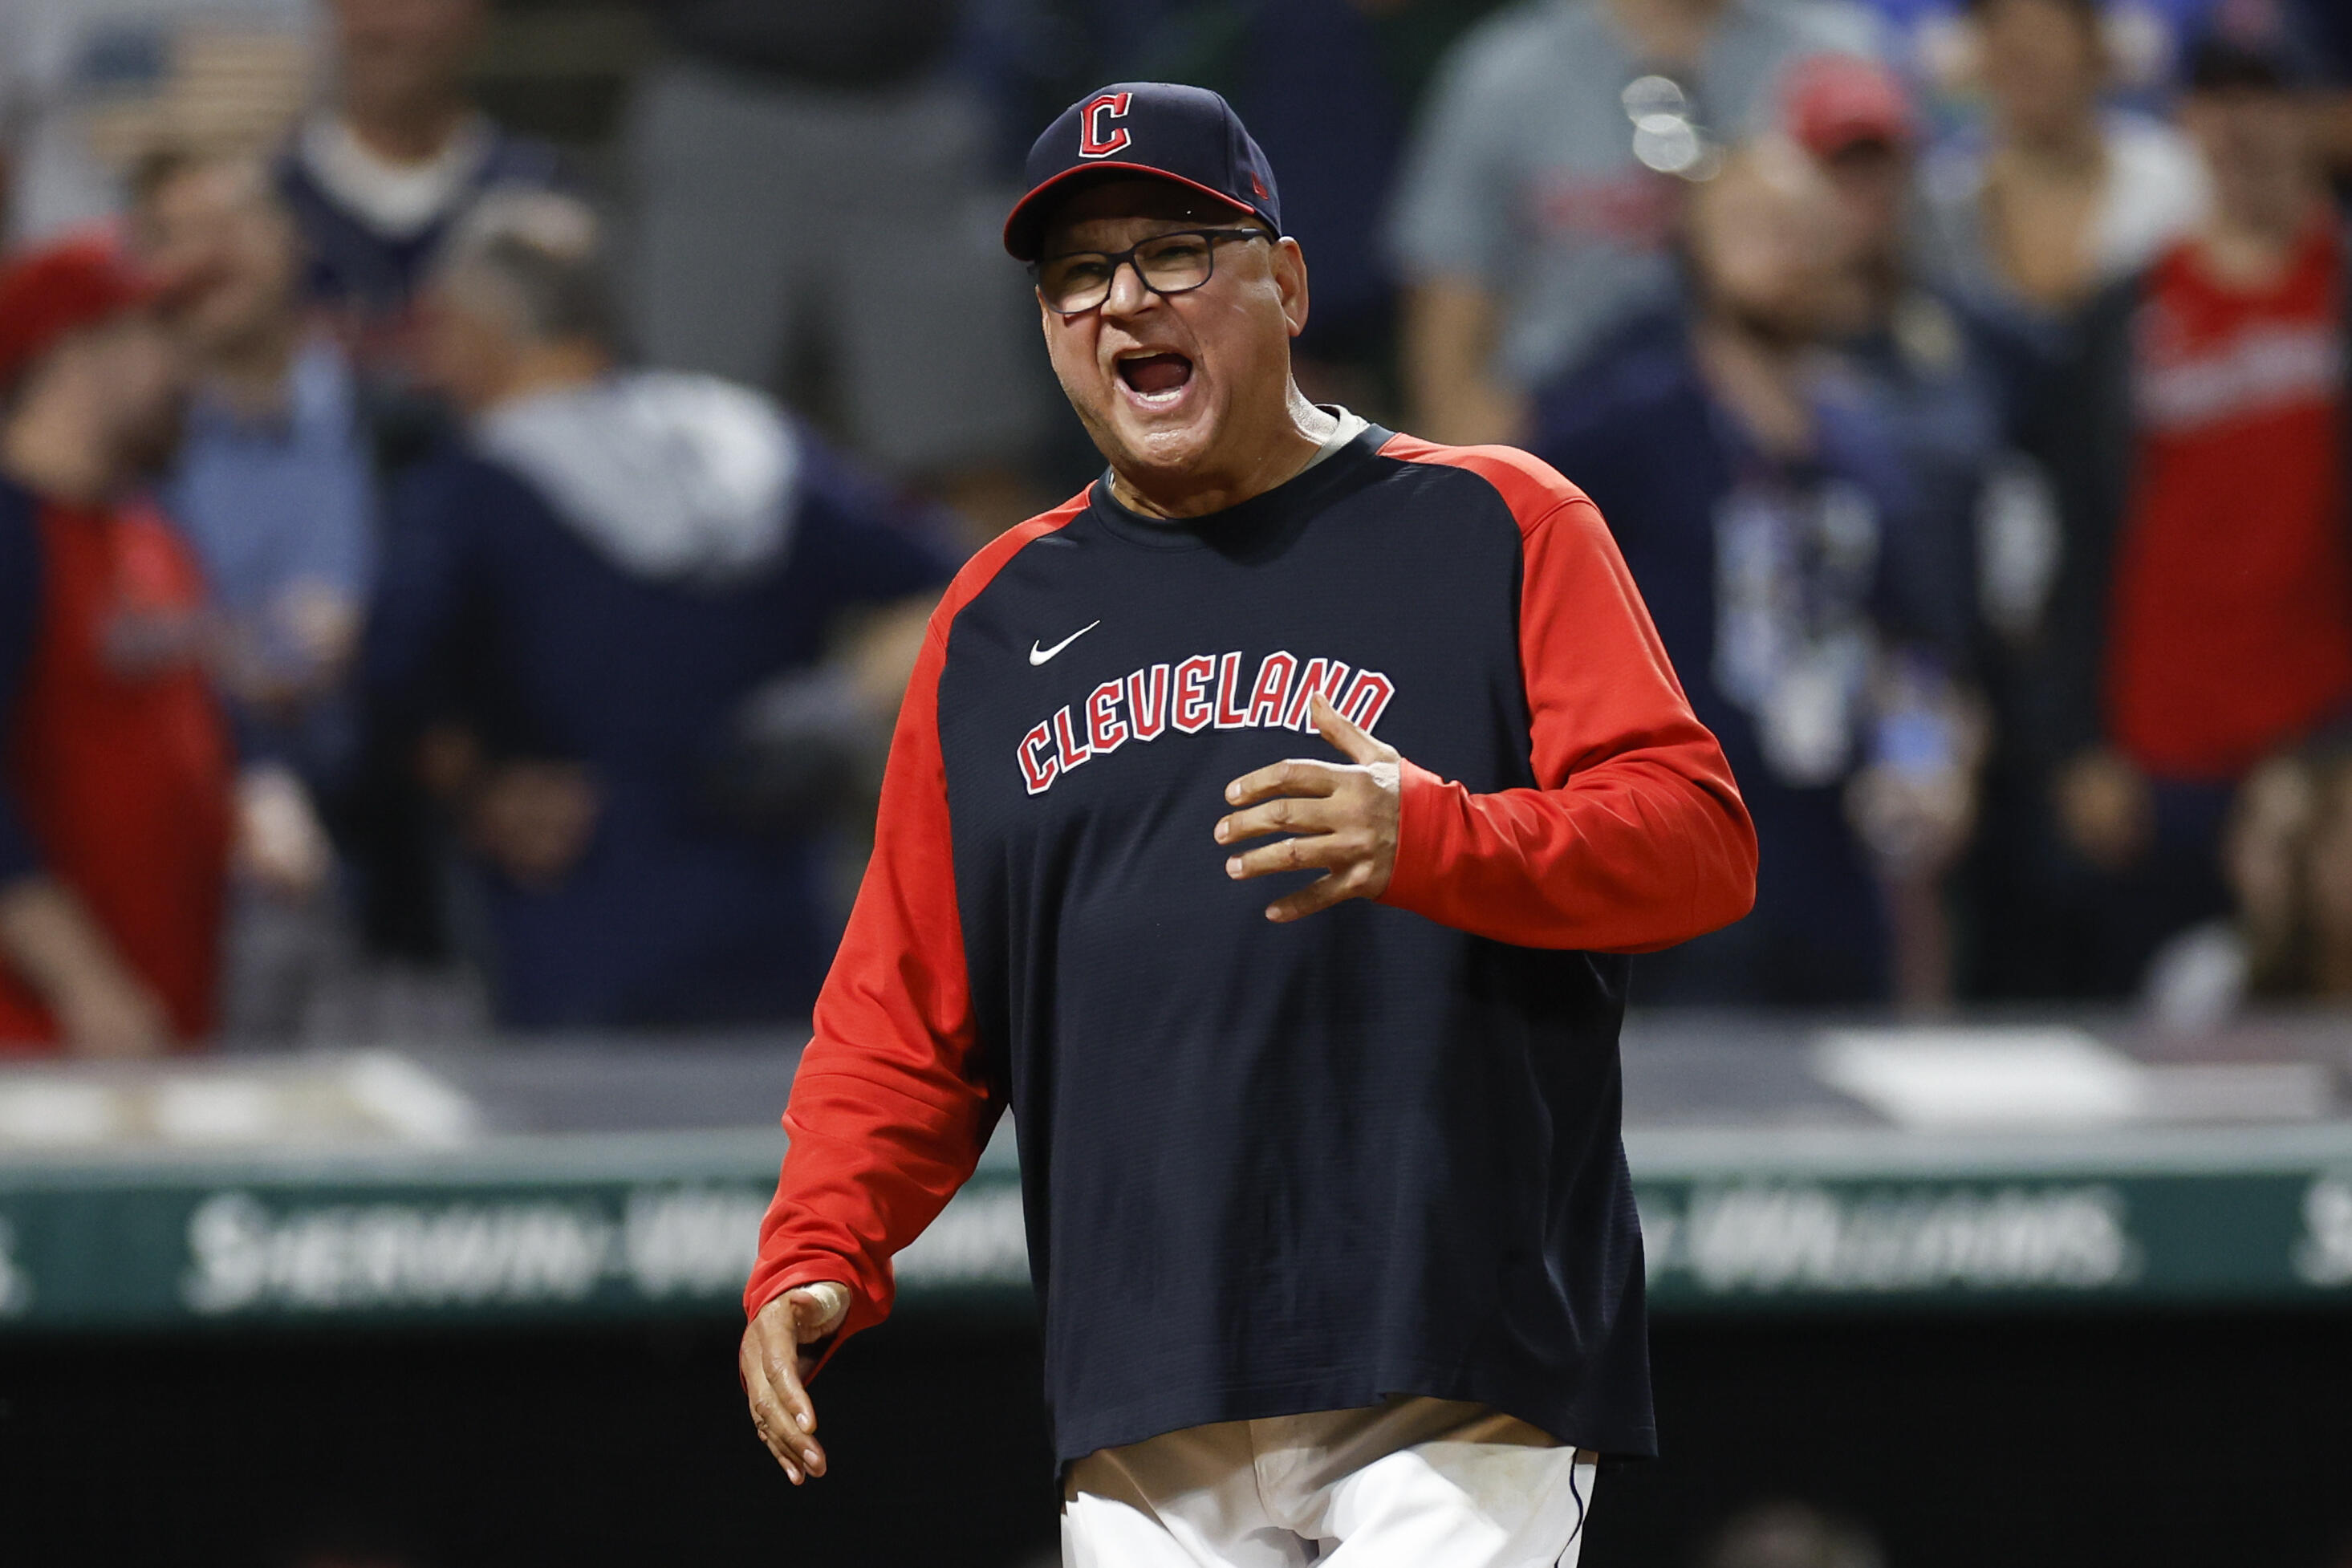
[1098,255,1159,321]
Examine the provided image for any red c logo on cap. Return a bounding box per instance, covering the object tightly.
[1079,92,1132,160]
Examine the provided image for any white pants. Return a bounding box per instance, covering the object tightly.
[1062,1397,1598,1567]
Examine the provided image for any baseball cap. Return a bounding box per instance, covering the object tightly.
[0,238,163,398]
[1782,54,1919,160]
[1003,83,1282,262]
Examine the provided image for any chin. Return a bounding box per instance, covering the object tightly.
[1095,388,1224,474]
[1120,415,1221,472]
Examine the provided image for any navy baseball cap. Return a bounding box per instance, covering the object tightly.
[1002,82,1282,261]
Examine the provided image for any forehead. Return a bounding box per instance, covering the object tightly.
[1041,177,1253,254]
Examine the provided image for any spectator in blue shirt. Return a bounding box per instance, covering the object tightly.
[1535,139,1981,1005]
[132,148,382,1038]
[136,152,375,803]
[366,193,958,1029]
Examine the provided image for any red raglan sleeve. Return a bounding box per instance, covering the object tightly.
[1375,440,1757,953]
[741,603,996,1352]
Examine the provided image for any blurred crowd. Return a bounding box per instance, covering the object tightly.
[2,0,2350,1053]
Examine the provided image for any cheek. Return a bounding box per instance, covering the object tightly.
[1042,319,1107,396]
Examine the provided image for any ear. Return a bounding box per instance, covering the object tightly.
[1274,236,1310,339]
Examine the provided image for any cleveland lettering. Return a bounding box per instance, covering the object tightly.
[1018,649,1396,795]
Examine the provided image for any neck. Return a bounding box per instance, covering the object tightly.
[1107,384,1335,519]
[1692,312,1813,459]
[2197,194,2317,289]
[0,404,115,506]
[343,95,469,165]
[201,315,305,417]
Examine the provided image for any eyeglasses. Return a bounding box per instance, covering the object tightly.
[1622,75,1715,179]
[1034,228,1271,315]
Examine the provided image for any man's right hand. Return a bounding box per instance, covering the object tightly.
[741,1283,850,1484]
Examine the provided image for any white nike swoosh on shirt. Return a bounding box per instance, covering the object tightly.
[1030,620,1101,666]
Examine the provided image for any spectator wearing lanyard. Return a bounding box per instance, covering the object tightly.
[1535,140,1978,1004]
[0,240,233,1054]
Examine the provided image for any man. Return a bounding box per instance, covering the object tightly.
[364,193,955,1030]
[2037,23,2352,993]
[277,0,562,367]
[1532,139,1968,1005]
[1389,0,1879,445]
[133,148,376,1037]
[741,83,1757,1562]
[0,239,233,1053]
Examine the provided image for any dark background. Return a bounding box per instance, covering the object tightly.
[8,1306,2350,1567]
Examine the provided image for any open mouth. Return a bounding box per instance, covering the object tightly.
[1115,351,1194,403]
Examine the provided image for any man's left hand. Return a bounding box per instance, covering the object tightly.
[1216,693,1401,923]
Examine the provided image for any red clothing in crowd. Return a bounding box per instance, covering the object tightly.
[0,483,233,1049]
[2106,219,2352,782]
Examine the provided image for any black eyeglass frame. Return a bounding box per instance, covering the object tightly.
[1031,227,1275,315]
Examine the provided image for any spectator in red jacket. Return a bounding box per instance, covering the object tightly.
[0,241,234,1053]
[2041,23,2352,992]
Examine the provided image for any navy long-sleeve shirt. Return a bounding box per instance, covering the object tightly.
[748,424,1755,1463]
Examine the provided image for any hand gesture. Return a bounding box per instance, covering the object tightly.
[1215,693,1402,923]
[740,1283,848,1484]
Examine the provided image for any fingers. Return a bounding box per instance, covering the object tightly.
[741,1309,827,1483]
[1214,793,1343,848]
[1225,827,1365,884]
[1215,699,1403,917]
[744,1362,810,1482]
[1310,693,1395,766]
[1224,757,1343,809]
[1263,867,1375,924]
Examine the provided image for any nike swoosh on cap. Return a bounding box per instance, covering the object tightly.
[1030,620,1102,665]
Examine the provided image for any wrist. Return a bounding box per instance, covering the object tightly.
[792,1280,852,1337]
[1378,759,1456,913]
